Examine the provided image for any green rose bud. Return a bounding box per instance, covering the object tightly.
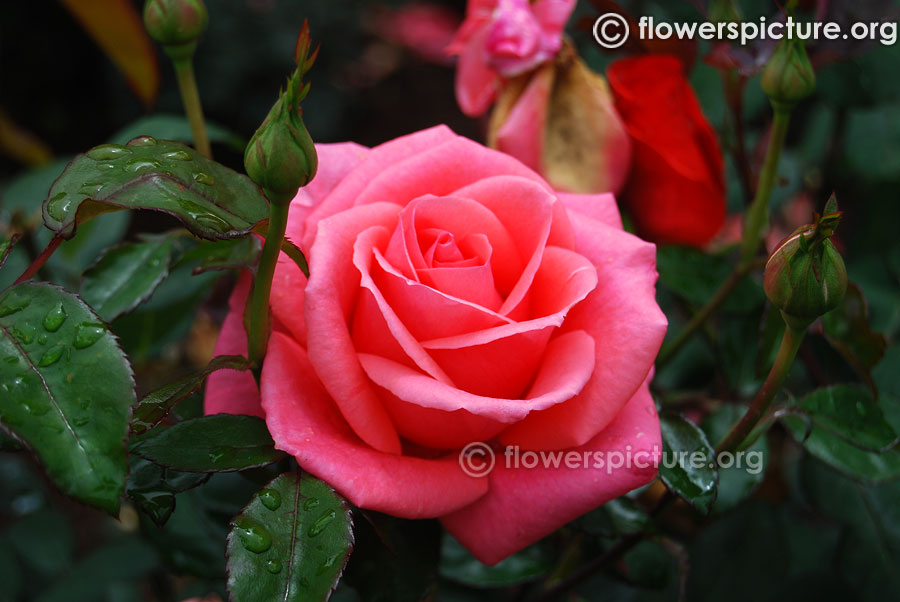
[761,37,815,110]
[143,0,208,61]
[764,195,847,330]
[244,23,319,205]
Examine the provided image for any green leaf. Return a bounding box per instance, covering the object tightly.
[79,238,174,321]
[130,355,251,435]
[43,137,269,241]
[782,386,900,483]
[822,283,888,391]
[7,508,74,576]
[578,496,653,536]
[0,282,135,513]
[109,113,245,152]
[345,513,441,602]
[0,233,20,270]
[659,412,718,513]
[439,535,554,587]
[701,404,768,513]
[177,236,262,275]
[131,414,284,472]
[226,472,354,602]
[125,455,209,527]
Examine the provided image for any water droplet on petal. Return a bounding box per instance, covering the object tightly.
[163,149,192,161]
[233,517,272,553]
[124,159,162,173]
[308,509,336,537]
[127,135,157,147]
[86,144,132,161]
[265,559,282,574]
[192,172,214,186]
[73,323,105,349]
[46,192,72,222]
[259,488,282,511]
[43,303,67,332]
[38,344,64,367]
[0,294,31,317]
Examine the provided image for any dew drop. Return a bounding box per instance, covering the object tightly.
[13,325,35,344]
[78,182,104,197]
[43,303,67,332]
[124,159,162,173]
[127,135,157,147]
[73,416,90,427]
[23,397,50,416]
[0,294,31,317]
[176,199,231,233]
[259,488,282,511]
[192,172,215,186]
[207,448,226,464]
[302,497,319,511]
[86,144,132,161]
[308,510,336,537]
[316,552,342,575]
[265,559,282,574]
[97,163,116,171]
[37,334,48,345]
[46,192,72,222]
[233,517,272,553]
[38,345,64,367]
[73,323,105,349]
[163,149,192,161]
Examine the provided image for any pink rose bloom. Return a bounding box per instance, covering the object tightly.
[373,3,461,65]
[206,126,666,565]
[447,0,576,116]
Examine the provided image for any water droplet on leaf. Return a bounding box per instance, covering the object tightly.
[38,345,64,367]
[265,559,282,574]
[163,149,192,161]
[192,172,214,186]
[302,497,319,511]
[233,517,272,553]
[13,325,35,344]
[176,199,231,233]
[86,144,132,161]
[124,159,162,173]
[207,447,226,463]
[259,488,282,511]
[0,295,31,317]
[73,323,105,349]
[308,510,336,537]
[78,182,104,197]
[43,303,67,332]
[127,136,157,147]
[73,416,90,427]
[46,192,72,222]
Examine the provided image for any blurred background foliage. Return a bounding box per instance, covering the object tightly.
[1,0,899,601]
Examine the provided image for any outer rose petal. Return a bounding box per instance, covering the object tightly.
[441,380,660,565]
[499,218,666,450]
[204,273,262,418]
[262,333,489,518]
[492,62,553,172]
[456,25,502,116]
[558,192,623,230]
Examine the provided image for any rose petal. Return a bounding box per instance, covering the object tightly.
[442,381,660,565]
[456,26,502,116]
[357,329,595,447]
[204,272,262,418]
[499,219,667,450]
[493,63,554,172]
[262,333,489,518]
[305,202,405,454]
[557,192,623,230]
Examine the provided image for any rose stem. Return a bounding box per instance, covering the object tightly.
[173,58,212,159]
[13,233,63,285]
[715,321,805,453]
[656,107,794,368]
[247,200,290,372]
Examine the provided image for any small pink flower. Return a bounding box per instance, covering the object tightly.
[447,0,576,116]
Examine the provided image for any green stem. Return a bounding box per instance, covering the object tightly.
[739,107,791,266]
[656,257,765,368]
[715,322,805,454]
[247,201,290,370]
[173,59,212,159]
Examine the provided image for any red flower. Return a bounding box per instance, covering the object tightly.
[607,55,726,247]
